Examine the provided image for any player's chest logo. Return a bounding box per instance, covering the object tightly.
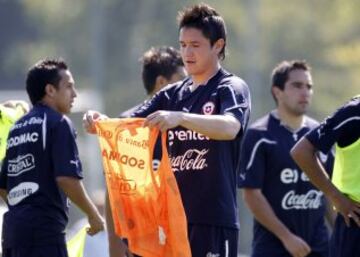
[202,101,215,115]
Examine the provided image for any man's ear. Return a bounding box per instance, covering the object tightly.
[272,86,282,102]
[155,75,168,88]
[213,38,225,55]
[44,84,56,98]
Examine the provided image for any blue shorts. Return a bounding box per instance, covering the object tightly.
[2,244,68,257]
[188,224,239,257]
[330,214,360,257]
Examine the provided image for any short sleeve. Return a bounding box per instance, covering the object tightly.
[218,78,251,136]
[306,99,360,152]
[51,117,83,179]
[131,86,170,118]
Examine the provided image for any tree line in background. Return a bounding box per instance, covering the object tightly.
[1,0,359,253]
[1,0,359,121]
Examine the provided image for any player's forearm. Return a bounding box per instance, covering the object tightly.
[56,176,101,218]
[325,198,336,228]
[180,113,241,140]
[291,138,340,200]
[242,189,293,242]
[105,193,116,236]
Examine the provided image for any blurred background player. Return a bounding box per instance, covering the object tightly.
[106,46,185,257]
[0,100,29,162]
[0,99,29,255]
[239,60,334,257]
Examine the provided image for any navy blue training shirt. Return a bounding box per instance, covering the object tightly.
[239,112,332,256]
[131,68,251,228]
[306,96,360,151]
[0,104,82,247]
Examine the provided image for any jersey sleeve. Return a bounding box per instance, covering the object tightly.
[238,129,267,188]
[131,86,170,118]
[306,99,360,152]
[218,78,251,136]
[51,117,83,179]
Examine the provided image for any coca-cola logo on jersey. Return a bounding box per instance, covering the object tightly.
[281,190,323,210]
[170,149,209,172]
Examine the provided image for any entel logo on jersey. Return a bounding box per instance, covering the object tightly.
[280,168,309,184]
[202,101,215,115]
[168,130,209,146]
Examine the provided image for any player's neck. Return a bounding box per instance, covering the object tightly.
[275,109,304,131]
[40,98,64,115]
[191,63,221,88]
[40,98,54,110]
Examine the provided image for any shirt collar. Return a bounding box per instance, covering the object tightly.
[270,110,307,133]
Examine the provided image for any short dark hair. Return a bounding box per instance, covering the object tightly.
[271,60,311,90]
[26,58,68,105]
[177,3,227,60]
[141,46,183,95]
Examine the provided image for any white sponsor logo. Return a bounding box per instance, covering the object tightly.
[8,154,35,177]
[168,130,209,146]
[7,132,39,149]
[281,190,323,210]
[170,149,208,172]
[202,101,215,115]
[8,182,39,206]
[280,168,309,184]
[11,117,43,131]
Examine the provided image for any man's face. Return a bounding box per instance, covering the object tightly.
[276,69,313,116]
[179,27,220,80]
[51,69,77,114]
